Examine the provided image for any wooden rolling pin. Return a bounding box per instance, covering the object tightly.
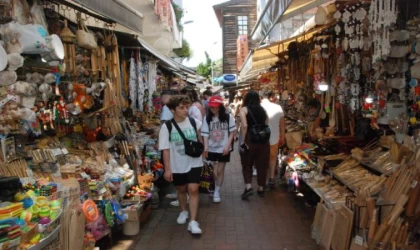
[91,50,98,75]
[399,222,409,244]
[406,173,420,216]
[390,219,403,243]
[368,209,378,243]
[366,197,376,224]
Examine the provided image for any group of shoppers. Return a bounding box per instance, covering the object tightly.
[158,87,284,235]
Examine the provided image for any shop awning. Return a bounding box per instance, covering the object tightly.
[71,0,144,34]
[240,25,327,81]
[137,38,180,71]
[251,0,331,43]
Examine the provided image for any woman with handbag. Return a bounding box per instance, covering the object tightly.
[239,91,270,199]
[201,96,236,203]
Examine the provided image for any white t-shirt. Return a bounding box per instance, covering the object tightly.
[201,114,236,153]
[159,118,203,173]
[261,99,284,145]
[160,105,173,121]
[189,105,203,123]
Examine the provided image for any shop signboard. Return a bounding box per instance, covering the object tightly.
[237,35,248,71]
[222,74,237,88]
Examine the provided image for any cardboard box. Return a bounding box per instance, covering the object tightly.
[122,203,143,221]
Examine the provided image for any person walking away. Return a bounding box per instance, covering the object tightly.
[159,96,203,234]
[201,96,236,203]
[239,91,270,199]
[182,86,205,122]
[261,90,285,190]
[160,90,174,125]
[202,89,212,114]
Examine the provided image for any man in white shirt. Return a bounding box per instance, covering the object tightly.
[160,90,174,125]
[261,90,285,189]
[159,96,203,235]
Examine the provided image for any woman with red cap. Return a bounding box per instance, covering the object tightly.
[201,95,236,203]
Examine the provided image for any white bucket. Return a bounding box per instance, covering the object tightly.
[123,220,140,236]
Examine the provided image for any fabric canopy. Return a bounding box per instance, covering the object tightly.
[240,25,327,81]
[252,0,331,43]
[72,0,144,34]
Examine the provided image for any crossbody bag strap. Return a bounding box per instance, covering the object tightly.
[171,117,198,141]
[247,108,258,125]
[170,119,187,141]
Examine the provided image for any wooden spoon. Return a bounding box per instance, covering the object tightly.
[319,92,327,119]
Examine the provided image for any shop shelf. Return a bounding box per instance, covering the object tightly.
[331,171,357,192]
[27,225,61,250]
[302,178,348,210]
[351,156,391,176]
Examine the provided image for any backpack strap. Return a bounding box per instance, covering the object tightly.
[165,120,172,141]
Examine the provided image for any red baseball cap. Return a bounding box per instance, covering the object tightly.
[208,96,224,107]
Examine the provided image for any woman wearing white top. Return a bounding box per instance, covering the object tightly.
[181,86,205,122]
[201,96,236,203]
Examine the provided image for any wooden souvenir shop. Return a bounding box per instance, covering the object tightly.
[244,0,420,249]
[0,0,189,249]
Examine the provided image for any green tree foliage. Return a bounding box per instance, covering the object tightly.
[172,2,184,31]
[174,39,193,60]
[196,52,211,79]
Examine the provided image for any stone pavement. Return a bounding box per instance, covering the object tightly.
[111,150,319,250]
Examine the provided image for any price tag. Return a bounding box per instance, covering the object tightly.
[26,169,34,177]
[52,171,61,177]
[51,148,63,156]
[61,148,69,155]
[99,187,107,194]
[80,172,90,179]
[354,235,364,246]
[411,180,418,188]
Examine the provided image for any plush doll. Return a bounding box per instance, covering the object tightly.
[7,53,24,71]
[3,26,22,54]
[0,70,17,86]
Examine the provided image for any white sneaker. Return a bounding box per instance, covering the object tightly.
[170,196,189,207]
[187,220,202,234]
[213,191,221,203]
[177,211,189,224]
[170,200,180,207]
[165,193,177,199]
[253,168,257,176]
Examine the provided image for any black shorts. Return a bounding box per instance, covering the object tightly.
[172,167,203,186]
[207,152,230,163]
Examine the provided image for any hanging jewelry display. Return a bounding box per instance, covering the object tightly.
[369,0,397,63]
[137,52,145,111]
[128,56,137,109]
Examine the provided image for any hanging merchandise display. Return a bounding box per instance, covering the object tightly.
[0,0,192,248]
[137,53,146,111]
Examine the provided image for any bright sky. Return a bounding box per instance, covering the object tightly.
[181,0,226,67]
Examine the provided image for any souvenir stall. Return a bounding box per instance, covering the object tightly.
[0,0,171,249]
[267,0,420,249]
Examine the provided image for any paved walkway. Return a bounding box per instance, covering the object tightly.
[111,150,319,250]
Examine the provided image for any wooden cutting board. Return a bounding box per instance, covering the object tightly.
[314,203,328,245]
[332,206,354,250]
[321,208,336,250]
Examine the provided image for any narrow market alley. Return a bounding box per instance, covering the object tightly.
[111,150,319,250]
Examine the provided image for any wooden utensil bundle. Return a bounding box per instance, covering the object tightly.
[0,158,28,178]
[370,195,410,246]
[381,164,418,204]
